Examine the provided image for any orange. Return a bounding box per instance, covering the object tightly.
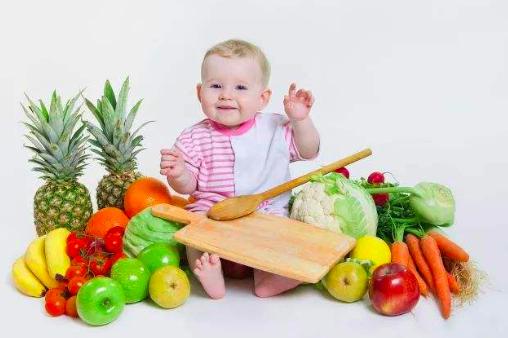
[124,177,172,218]
[85,207,129,239]
[169,195,190,208]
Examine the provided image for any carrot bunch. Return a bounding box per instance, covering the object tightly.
[401,231,469,319]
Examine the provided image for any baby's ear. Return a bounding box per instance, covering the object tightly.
[196,84,202,102]
[260,88,272,109]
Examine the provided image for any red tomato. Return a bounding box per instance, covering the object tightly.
[71,255,88,267]
[65,296,78,318]
[45,295,66,316]
[110,252,127,266]
[67,276,88,295]
[104,226,125,253]
[66,233,92,258]
[334,167,350,179]
[45,287,68,303]
[89,253,113,276]
[65,264,88,280]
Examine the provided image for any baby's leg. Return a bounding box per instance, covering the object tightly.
[253,269,301,298]
[187,246,225,299]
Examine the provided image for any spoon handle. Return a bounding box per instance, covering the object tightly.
[261,148,372,200]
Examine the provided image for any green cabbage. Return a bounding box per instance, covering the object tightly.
[290,173,378,238]
[123,207,184,257]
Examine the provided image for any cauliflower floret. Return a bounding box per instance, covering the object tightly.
[290,173,378,239]
[290,183,342,233]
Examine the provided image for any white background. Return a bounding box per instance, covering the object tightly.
[1,0,507,337]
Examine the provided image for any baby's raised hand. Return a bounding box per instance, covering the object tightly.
[283,83,315,121]
[160,148,186,179]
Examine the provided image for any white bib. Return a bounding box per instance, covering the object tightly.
[230,113,291,216]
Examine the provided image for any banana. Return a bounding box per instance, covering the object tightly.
[45,228,71,279]
[12,257,46,297]
[24,235,59,288]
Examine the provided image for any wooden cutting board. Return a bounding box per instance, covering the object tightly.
[151,204,356,283]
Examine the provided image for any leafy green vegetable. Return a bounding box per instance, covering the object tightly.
[123,207,184,257]
[357,179,455,243]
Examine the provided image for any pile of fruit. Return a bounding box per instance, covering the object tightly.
[13,79,193,326]
[12,190,192,325]
[314,169,484,319]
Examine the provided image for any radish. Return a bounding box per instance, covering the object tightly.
[372,193,389,206]
[368,171,385,184]
[334,167,350,179]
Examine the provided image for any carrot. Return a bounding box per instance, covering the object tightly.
[407,253,429,297]
[428,231,469,262]
[406,234,435,292]
[421,235,452,319]
[447,272,461,294]
[391,241,410,266]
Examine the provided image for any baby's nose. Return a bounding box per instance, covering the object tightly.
[219,88,233,100]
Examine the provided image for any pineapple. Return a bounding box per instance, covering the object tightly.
[83,77,150,210]
[22,91,93,235]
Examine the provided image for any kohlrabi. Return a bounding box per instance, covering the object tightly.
[365,182,455,226]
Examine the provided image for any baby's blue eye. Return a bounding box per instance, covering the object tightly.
[210,84,221,89]
[236,85,248,90]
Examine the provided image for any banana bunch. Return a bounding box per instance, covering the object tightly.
[12,228,71,297]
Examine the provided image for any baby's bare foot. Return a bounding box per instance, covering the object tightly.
[193,252,226,299]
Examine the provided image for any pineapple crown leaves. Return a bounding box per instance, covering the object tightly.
[22,90,90,181]
[82,77,153,173]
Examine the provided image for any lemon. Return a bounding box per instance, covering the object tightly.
[350,235,391,273]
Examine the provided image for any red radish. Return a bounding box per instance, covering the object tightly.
[335,167,350,178]
[373,193,389,206]
[368,171,385,184]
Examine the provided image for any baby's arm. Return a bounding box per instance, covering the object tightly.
[160,148,197,194]
[284,83,320,159]
[291,117,320,159]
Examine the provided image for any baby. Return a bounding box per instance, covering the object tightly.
[160,39,320,299]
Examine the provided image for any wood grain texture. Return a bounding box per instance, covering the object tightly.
[152,204,356,283]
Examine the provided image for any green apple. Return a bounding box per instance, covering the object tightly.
[137,243,180,273]
[76,277,125,326]
[110,258,150,303]
[149,266,190,309]
[321,261,368,303]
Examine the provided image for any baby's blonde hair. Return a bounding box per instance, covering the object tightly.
[202,39,271,87]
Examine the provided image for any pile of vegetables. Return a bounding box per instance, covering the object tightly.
[361,171,484,319]
[290,169,484,319]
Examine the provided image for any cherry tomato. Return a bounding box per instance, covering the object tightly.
[89,253,113,276]
[66,233,92,258]
[45,287,68,303]
[334,167,350,179]
[45,295,66,316]
[373,193,389,206]
[368,171,385,184]
[65,296,79,318]
[71,255,88,267]
[104,226,125,253]
[67,276,88,295]
[65,264,88,280]
[110,251,127,266]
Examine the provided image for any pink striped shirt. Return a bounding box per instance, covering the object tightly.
[173,113,305,214]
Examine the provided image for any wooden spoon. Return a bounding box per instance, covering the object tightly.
[207,148,372,221]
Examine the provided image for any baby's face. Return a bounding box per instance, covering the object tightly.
[197,55,271,127]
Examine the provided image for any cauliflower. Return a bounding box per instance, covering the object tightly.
[290,173,378,239]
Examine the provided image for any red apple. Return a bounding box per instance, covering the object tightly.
[221,259,252,279]
[369,263,420,316]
